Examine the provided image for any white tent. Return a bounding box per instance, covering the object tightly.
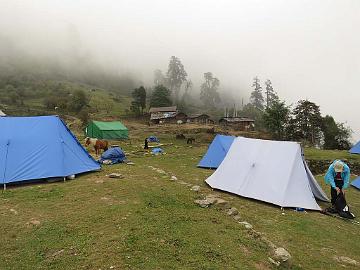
[205,137,329,210]
[0,110,6,117]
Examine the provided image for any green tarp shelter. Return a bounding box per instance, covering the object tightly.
[85,121,128,139]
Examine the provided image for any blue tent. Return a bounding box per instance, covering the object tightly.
[351,176,360,189]
[197,134,235,169]
[0,116,100,185]
[350,141,360,154]
[99,147,126,164]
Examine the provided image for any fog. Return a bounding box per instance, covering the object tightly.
[1,0,359,139]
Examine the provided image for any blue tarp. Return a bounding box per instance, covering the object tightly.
[350,141,360,154]
[351,176,360,189]
[148,136,160,143]
[197,134,236,169]
[0,116,100,184]
[99,147,126,164]
[152,147,164,154]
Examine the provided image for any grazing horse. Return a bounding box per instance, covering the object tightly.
[85,137,109,155]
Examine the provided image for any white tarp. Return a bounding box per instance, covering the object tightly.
[205,137,329,210]
[0,110,6,117]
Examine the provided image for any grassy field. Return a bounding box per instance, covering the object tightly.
[1,124,360,269]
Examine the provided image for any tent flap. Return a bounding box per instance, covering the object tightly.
[198,134,235,168]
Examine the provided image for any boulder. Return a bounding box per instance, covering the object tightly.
[214,198,231,209]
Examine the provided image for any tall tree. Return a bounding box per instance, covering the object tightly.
[263,100,291,140]
[250,76,264,111]
[149,85,172,107]
[264,79,279,108]
[322,115,352,150]
[200,72,220,108]
[291,100,322,145]
[130,86,147,115]
[166,56,187,103]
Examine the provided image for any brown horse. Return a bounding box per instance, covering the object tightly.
[85,137,109,155]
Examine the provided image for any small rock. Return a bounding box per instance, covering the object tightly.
[95,180,104,184]
[205,194,220,204]
[126,162,135,165]
[190,185,200,192]
[156,169,166,174]
[28,219,41,226]
[333,256,359,266]
[226,207,239,216]
[194,199,212,208]
[10,209,18,215]
[170,176,178,181]
[108,173,123,179]
[273,247,292,266]
[239,221,253,229]
[110,266,115,269]
[48,249,64,259]
[214,198,231,209]
[233,215,242,221]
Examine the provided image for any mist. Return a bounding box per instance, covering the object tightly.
[1,0,359,139]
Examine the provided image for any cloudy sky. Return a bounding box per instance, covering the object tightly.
[1,0,359,140]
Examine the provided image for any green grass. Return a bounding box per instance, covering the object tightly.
[304,147,360,162]
[1,130,360,269]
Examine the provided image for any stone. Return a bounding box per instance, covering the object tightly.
[170,176,178,181]
[190,185,201,192]
[233,215,242,221]
[214,198,231,209]
[333,256,358,266]
[10,209,18,215]
[239,221,253,229]
[273,247,292,267]
[108,173,123,179]
[194,199,212,208]
[205,194,220,204]
[225,207,238,216]
[48,249,64,259]
[156,169,166,174]
[95,179,104,184]
[28,219,41,226]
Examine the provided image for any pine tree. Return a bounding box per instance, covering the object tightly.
[264,79,279,108]
[250,76,264,110]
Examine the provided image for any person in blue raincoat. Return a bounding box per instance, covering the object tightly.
[324,160,350,205]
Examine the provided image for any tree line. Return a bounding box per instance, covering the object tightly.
[130,56,222,115]
[247,77,352,150]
